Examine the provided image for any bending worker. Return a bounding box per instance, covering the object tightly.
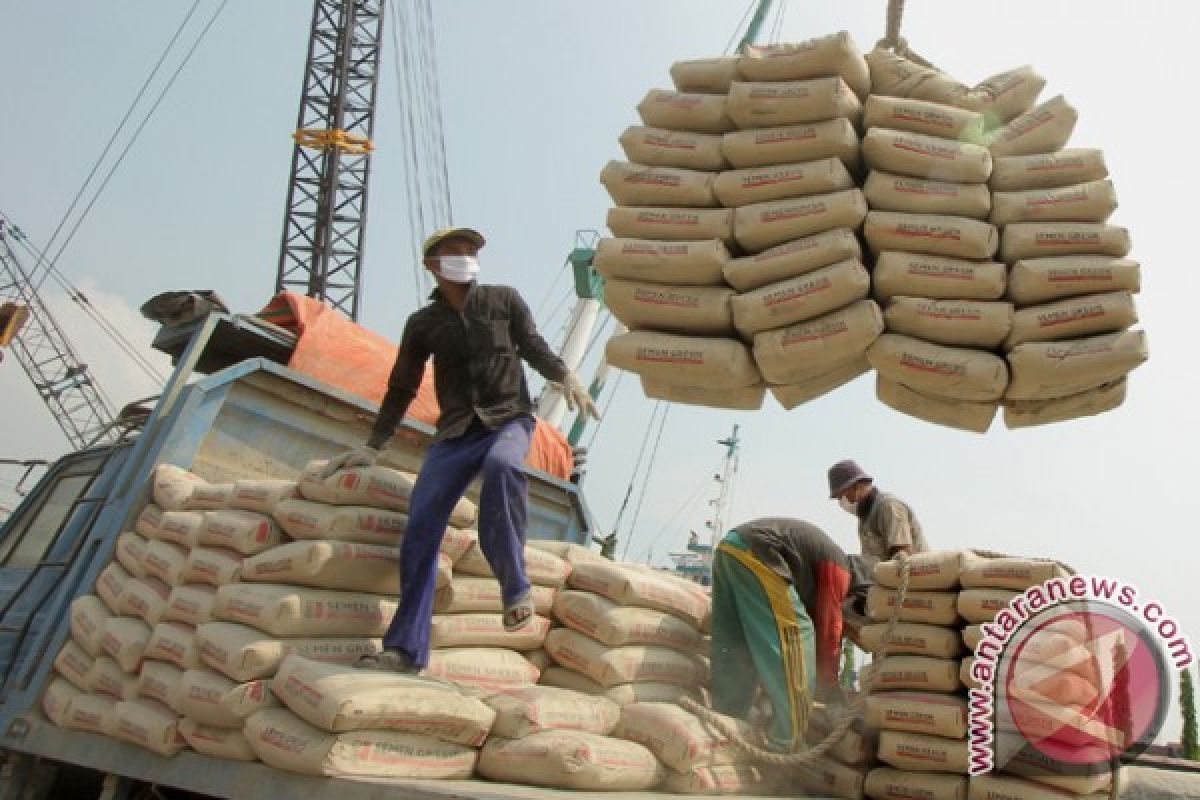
[827,459,929,563]
[711,518,860,753]
[322,227,599,673]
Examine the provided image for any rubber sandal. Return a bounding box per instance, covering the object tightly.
[355,649,419,674]
[502,593,535,632]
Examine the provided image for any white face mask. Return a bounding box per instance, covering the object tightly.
[437,254,480,283]
[838,495,857,515]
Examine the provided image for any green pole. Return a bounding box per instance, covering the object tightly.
[738,0,775,51]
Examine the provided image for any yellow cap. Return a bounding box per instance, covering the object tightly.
[422,226,486,257]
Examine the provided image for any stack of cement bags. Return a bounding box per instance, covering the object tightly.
[859,90,1011,433]
[603,32,880,411]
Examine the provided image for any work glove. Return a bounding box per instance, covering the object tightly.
[563,372,601,421]
[318,446,379,480]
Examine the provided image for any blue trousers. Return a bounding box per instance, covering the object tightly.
[382,415,535,667]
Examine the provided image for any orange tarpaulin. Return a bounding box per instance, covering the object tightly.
[259,292,575,481]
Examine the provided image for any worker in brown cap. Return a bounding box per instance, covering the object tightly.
[827,459,929,564]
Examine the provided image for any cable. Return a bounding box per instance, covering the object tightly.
[387,0,427,304]
[633,456,726,560]
[723,0,760,55]
[33,0,231,295]
[769,0,788,44]
[614,401,664,559]
[532,258,571,321]
[622,402,672,561]
[584,370,625,452]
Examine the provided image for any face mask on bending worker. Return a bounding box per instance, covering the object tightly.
[438,255,480,283]
[838,495,857,515]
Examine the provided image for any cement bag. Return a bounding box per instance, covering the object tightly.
[863,95,985,142]
[69,595,112,657]
[957,588,1019,623]
[538,667,702,706]
[727,77,862,129]
[714,157,854,207]
[752,299,882,384]
[60,691,118,736]
[862,129,992,183]
[795,757,867,800]
[100,616,151,673]
[878,730,969,774]
[136,506,204,547]
[671,56,740,94]
[199,509,282,555]
[1000,222,1131,263]
[600,161,718,208]
[87,656,137,700]
[544,629,704,688]
[859,622,963,659]
[724,227,861,292]
[865,656,962,693]
[809,707,871,765]
[991,179,1117,226]
[968,773,1102,800]
[987,95,1078,158]
[867,586,959,626]
[136,660,183,706]
[866,691,968,738]
[151,464,206,511]
[868,334,1008,402]
[527,540,608,567]
[722,118,860,169]
[638,89,734,134]
[479,731,663,791]
[864,171,991,219]
[298,464,422,514]
[553,589,703,650]
[425,647,540,691]
[1005,290,1136,348]
[456,541,569,588]
[213,583,397,637]
[567,560,709,627]
[619,126,727,171]
[606,330,760,391]
[218,676,280,721]
[431,613,550,651]
[245,708,477,779]
[145,622,202,670]
[738,31,870,96]
[875,550,964,591]
[865,212,999,260]
[1005,330,1147,400]
[959,555,1069,591]
[990,148,1108,192]
[734,260,871,337]
[42,677,82,728]
[164,585,217,626]
[485,685,621,738]
[733,189,867,253]
[197,621,380,682]
[240,540,438,595]
[1007,256,1140,307]
[885,297,1013,349]
[1004,378,1126,429]
[171,668,248,727]
[114,699,185,756]
[641,378,767,410]
[187,482,235,511]
[228,478,297,514]
[864,768,967,800]
[966,65,1048,127]
[179,719,258,761]
[272,654,494,744]
[880,378,995,440]
[666,765,774,795]
[115,532,150,579]
[119,576,171,626]
[604,280,734,336]
[606,207,735,245]
[1001,748,1114,796]
[873,252,1006,302]
[96,562,131,614]
[594,237,729,286]
[435,577,556,615]
[181,546,243,587]
[614,702,747,772]
[771,357,870,409]
[142,539,189,586]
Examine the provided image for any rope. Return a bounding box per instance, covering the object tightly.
[681,552,912,767]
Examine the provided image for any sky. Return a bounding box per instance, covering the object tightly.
[2,0,1199,745]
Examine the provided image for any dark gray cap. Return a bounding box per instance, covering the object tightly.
[828,459,872,498]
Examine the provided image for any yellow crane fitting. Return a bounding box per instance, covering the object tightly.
[292,128,374,154]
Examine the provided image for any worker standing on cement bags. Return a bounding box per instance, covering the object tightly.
[828,459,930,563]
[711,518,862,752]
[322,227,600,673]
